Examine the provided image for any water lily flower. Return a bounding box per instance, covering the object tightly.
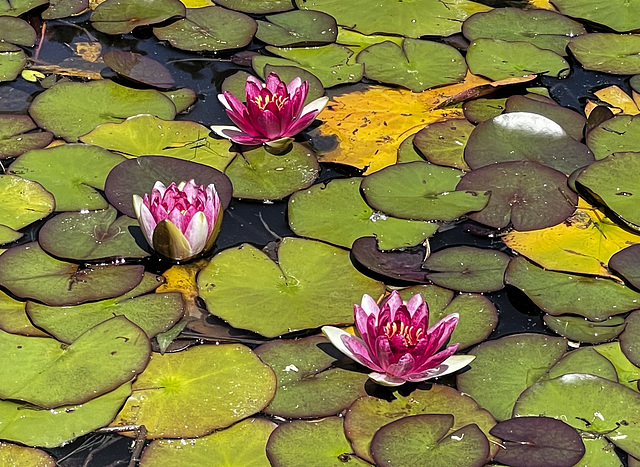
[210,72,329,150]
[322,291,475,386]
[133,179,222,262]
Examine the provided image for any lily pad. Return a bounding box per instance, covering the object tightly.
[266,417,369,466]
[0,43,26,82]
[345,385,499,463]
[104,155,233,218]
[357,39,466,92]
[552,0,640,32]
[90,0,185,34]
[0,290,48,337]
[462,8,585,56]
[214,0,293,14]
[505,95,586,141]
[463,97,507,124]
[103,51,175,89]
[422,246,510,293]
[514,374,640,458]
[38,206,149,260]
[361,161,490,222]
[396,134,424,164]
[0,0,48,16]
[544,314,626,344]
[621,310,640,367]
[610,244,640,289]
[153,6,257,52]
[41,0,88,19]
[0,382,131,448]
[28,80,176,142]
[288,178,438,250]
[456,333,567,421]
[456,161,579,231]
[0,115,53,159]
[0,226,21,245]
[413,118,473,170]
[0,442,56,467]
[0,175,54,236]
[466,39,570,81]
[464,112,593,174]
[0,242,144,306]
[161,88,197,113]
[255,335,369,418]
[8,144,126,211]
[580,438,624,467]
[225,143,319,200]
[140,418,277,467]
[294,0,491,37]
[0,17,36,47]
[197,237,384,338]
[111,344,276,438]
[253,44,363,88]
[505,256,640,321]
[570,34,640,75]
[587,116,640,160]
[489,416,585,467]
[351,236,431,283]
[594,342,640,390]
[0,316,150,407]
[256,10,337,47]
[370,414,490,467]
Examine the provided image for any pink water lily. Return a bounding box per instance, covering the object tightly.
[210,72,329,150]
[322,291,475,386]
[133,179,222,262]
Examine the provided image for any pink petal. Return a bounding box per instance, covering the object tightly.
[406,293,424,315]
[225,109,263,137]
[265,72,285,94]
[287,81,307,117]
[406,354,475,382]
[167,207,188,234]
[385,353,416,378]
[286,76,303,96]
[183,211,208,255]
[299,95,329,119]
[374,335,395,369]
[255,109,283,139]
[423,313,459,354]
[245,78,263,101]
[282,111,318,137]
[215,127,269,145]
[413,343,459,374]
[360,294,380,317]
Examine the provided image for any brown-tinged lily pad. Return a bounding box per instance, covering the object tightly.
[42,0,88,19]
[103,51,175,89]
[90,0,185,34]
[214,0,293,14]
[505,95,586,141]
[0,242,144,306]
[0,115,53,159]
[0,316,150,408]
[610,244,640,289]
[463,97,507,124]
[0,0,48,16]
[621,310,640,367]
[255,10,337,47]
[351,236,430,283]
[456,161,578,231]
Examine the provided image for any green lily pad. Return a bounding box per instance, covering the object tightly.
[153,6,257,52]
[456,333,567,421]
[544,314,626,344]
[38,206,149,261]
[0,175,54,235]
[357,39,466,92]
[361,161,490,222]
[103,51,175,89]
[456,161,579,231]
[413,119,473,170]
[505,95,586,141]
[0,0,47,16]
[0,290,48,337]
[422,246,510,293]
[27,278,183,343]
[580,438,624,467]
[294,0,491,37]
[214,0,293,13]
[0,115,53,159]
[587,116,640,160]
[505,256,640,321]
[140,418,277,467]
[225,143,319,200]
[266,417,369,466]
[594,342,640,390]
[0,225,21,245]
[0,16,36,47]
[570,34,640,75]
[396,134,424,164]
[0,43,26,82]
[288,177,438,250]
[90,0,185,34]
[464,112,593,173]
[0,242,144,306]
[575,152,640,229]
[41,0,88,19]
[543,347,618,382]
[345,385,499,463]
[514,374,640,458]
[253,44,363,88]
[256,10,337,47]
[197,237,384,338]
[336,27,404,60]
[28,80,177,142]
[370,414,490,467]
[462,8,585,56]
[0,382,131,448]
[111,344,276,438]
[255,335,369,418]
[0,442,55,467]
[161,88,197,113]
[610,244,640,289]
[81,115,236,172]
[8,144,125,211]
[0,316,150,407]
[104,155,233,218]
[552,0,640,32]
[621,310,640,367]
[463,97,507,124]
[466,39,570,81]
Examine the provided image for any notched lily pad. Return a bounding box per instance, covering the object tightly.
[0,114,53,159]
[91,0,186,34]
[255,10,337,47]
[0,16,36,47]
[351,236,430,283]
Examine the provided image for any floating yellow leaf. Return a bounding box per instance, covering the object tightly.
[503,199,640,277]
[528,0,557,10]
[73,42,102,62]
[158,259,209,320]
[584,85,640,117]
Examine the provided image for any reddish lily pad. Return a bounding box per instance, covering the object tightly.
[351,236,430,283]
[610,244,640,288]
[0,115,53,159]
[456,161,579,231]
[570,34,640,75]
[90,0,185,34]
[413,118,473,170]
[255,335,369,418]
[104,155,233,218]
[490,416,585,467]
[0,316,150,408]
[214,0,293,14]
[370,414,490,467]
[621,310,640,367]
[544,314,626,344]
[505,95,586,141]
[255,10,337,47]
[103,51,175,89]
[42,0,88,19]
[0,242,144,306]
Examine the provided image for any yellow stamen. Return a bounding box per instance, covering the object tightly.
[383,321,424,347]
[253,93,288,111]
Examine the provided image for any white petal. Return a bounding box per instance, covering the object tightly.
[217,93,232,111]
[428,355,476,379]
[132,194,144,219]
[300,96,329,117]
[210,125,241,139]
[368,372,405,387]
[184,211,208,256]
[322,326,362,361]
